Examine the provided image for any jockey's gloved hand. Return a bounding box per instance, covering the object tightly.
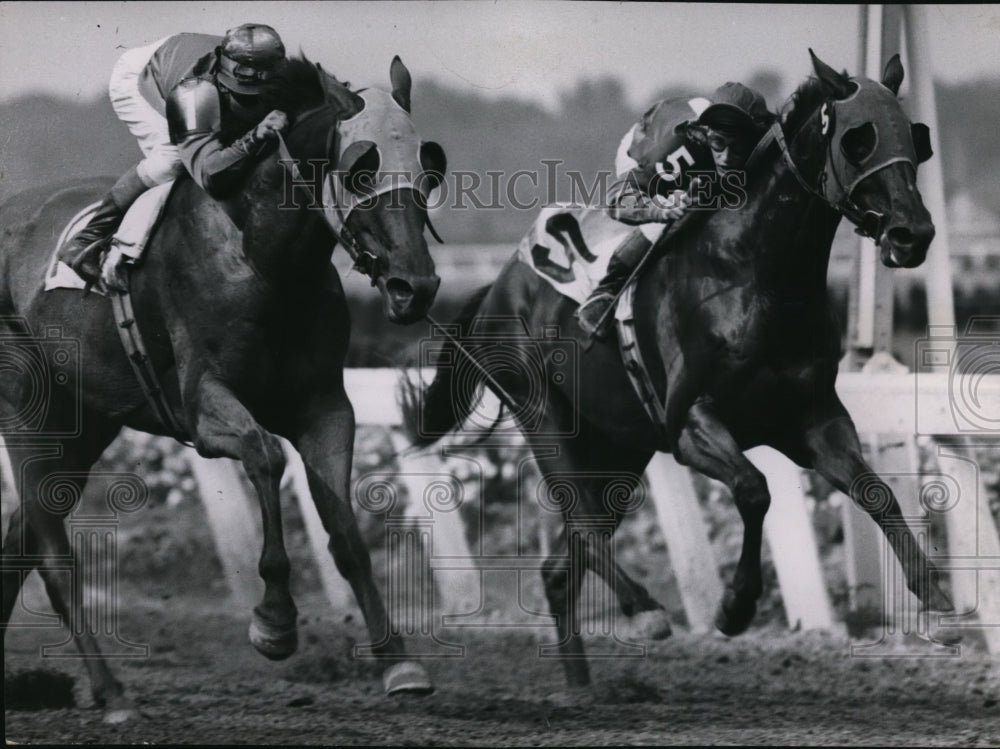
[254,110,289,141]
[650,189,692,222]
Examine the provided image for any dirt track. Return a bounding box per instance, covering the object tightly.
[5,587,999,746]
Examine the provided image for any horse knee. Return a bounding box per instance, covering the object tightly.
[733,471,770,521]
[240,431,286,486]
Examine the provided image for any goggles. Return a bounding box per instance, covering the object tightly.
[218,54,274,85]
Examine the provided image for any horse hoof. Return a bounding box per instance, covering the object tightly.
[97,692,137,724]
[103,707,137,725]
[624,609,673,641]
[714,593,756,637]
[249,614,298,661]
[101,696,138,725]
[383,661,433,696]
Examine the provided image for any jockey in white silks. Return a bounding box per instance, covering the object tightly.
[60,23,290,289]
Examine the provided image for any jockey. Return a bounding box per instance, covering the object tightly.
[60,23,290,289]
[576,82,771,336]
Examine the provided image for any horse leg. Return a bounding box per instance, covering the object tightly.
[530,429,666,686]
[674,401,771,635]
[1,504,33,625]
[2,427,132,721]
[567,447,671,638]
[539,519,589,686]
[291,388,432,694]
[580,533,672,641]
[800,405,952,612]
[189,378,297,659]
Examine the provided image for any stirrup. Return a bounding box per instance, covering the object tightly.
[576,292,616,337]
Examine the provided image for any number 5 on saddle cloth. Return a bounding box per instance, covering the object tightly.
[517,203,670,429]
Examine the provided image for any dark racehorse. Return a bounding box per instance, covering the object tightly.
[404,51,952,686]
[1,56,445,719]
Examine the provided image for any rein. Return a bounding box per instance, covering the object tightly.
[276,128,382,283]
[746,108,886,243]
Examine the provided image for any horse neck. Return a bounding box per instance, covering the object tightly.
[753,131,844,297]
[768,120,845,294]
[670,120,843,298]
[232,113,337,284]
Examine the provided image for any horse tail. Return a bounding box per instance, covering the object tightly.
[399,283,495,447]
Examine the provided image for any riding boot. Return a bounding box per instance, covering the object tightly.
[576,229,653,337]
[59,165,149,287]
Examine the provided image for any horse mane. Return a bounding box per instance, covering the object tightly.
[780,77,828,135]
[257,55,352,116]
[779,65,849,135]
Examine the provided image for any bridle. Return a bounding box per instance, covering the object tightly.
[275,86,443,287]
[743,89,903,244]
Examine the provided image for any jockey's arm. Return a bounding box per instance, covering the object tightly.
[608,172,688,224]
[176,128,269,197]
[166,77,277,198]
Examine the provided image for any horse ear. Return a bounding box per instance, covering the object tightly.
[390,55,412,113]
[809,48,853,100]
[881,53,904,95]
[911,122,933,163]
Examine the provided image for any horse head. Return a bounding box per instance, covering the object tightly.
[273,57,446,324]
[798,50,934,269]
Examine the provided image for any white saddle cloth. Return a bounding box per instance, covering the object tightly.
[515,203,662,305]
[45,181,174,295]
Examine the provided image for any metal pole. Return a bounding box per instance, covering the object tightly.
[871,4,904,357]
[903,4,956,332]
[843,4,867,367]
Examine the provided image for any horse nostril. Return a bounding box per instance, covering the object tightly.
[386,278,415,307]
[887,227,915,248]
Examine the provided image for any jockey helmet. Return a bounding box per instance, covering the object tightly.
[216,23,286,95]
[695,82,769,134]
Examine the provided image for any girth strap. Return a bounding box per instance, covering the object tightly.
[110,282,189,441]
[615,284,669,443]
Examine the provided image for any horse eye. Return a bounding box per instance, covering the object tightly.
[840,122,877,165]
[344,147,381,196]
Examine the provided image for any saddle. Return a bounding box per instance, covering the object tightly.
[517,204,669,431]
[43,181,187,439]
[45,182,174,295]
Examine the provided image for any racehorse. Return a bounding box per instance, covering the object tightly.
[403,51,952,687]
[1,56,446,720]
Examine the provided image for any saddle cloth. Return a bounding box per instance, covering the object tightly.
[515,203,663,305]
[517,203,669,432]
[45,181,174,295]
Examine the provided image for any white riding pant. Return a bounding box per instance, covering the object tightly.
[613,124,664,243]
[108,36,185,187]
